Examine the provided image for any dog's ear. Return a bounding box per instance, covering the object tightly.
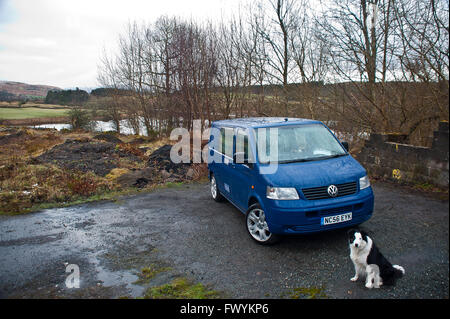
[359,230,369,242]
[347,228,356,236]
[347,228,359,236]
[347,229,357,242]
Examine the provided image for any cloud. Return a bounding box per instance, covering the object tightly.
[0,0,244,88]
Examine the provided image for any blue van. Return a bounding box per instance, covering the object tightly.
[207,117,374,244]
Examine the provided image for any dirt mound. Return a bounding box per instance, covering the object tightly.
[93,133,123,144]
[129,136,157,145]
[35,139,142,176]
[0,129,63,164]
[110,145,197,188]
[0,130,27,144]
[147,145,192,179]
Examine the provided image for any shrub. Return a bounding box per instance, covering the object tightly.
[68,108,91,130]
[116,143,144,157]
[66,172,99,196]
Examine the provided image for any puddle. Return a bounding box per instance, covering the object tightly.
[89,254,145,298]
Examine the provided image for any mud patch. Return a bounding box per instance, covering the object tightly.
[35,139,142,176]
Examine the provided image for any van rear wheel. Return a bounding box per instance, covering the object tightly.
[210,174,224,202]
[246,203,279,245]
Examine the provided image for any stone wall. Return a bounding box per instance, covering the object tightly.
[356,121,449,188]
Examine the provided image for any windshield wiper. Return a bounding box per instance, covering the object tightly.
[279,153,348,164]
[323,153,348,159]
[278,158,318,164]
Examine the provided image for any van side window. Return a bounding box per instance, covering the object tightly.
[220,127,234,158]
[236,129,249,162]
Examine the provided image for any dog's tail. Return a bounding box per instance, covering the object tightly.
[383,264,405,285]
[393,264,405,277]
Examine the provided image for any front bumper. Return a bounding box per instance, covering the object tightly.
[263,188,374,235]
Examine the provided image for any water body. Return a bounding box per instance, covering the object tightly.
[32,118,150,136]
[32,118,370,141]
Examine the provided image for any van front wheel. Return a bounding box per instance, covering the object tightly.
[246,203,279,245]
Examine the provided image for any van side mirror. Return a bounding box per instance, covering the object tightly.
[342,141,349,152]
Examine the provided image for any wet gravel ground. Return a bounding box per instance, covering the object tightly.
[0,181,448,299]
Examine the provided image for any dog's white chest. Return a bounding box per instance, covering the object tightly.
[350,251,367,266]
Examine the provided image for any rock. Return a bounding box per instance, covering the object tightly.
[133,177,149,188]
[186,168,194,179]
[161,170,171,179]
[116,167,156,187]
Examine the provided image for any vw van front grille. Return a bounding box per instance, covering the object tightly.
[302,181,357,200]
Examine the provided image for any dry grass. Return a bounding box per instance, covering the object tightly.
[0,128,140,214]
[0,129,64,162]
[0,127,208,215]
[190,163,209,182]
[0,159,116,214]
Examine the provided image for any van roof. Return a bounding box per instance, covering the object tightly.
[211,117,322,128]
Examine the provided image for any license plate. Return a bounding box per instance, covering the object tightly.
[321,212,352,225]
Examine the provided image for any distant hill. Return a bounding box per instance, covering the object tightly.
[0,81,62,101]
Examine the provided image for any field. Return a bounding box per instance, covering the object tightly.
[0,106,70,120]
[0,127,207,215]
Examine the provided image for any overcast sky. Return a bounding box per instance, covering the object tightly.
[0,0,244,89]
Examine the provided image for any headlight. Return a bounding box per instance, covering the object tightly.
[266,187,299,200]
[359,175,371,190]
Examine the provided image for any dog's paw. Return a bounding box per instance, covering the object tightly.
[350,276,358,282]
[365,282,373,289]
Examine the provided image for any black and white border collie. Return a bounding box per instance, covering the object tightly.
[347,229,405,289]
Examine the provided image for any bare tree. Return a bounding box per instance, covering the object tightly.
[98,49,124,133]
[97,1,447,147]
[316,0,401,132]
[252,0,300,114]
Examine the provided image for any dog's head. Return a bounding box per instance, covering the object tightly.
[347,228,369,250]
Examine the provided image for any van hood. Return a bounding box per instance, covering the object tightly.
[260,155,366,188]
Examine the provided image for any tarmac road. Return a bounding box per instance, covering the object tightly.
[0,181,448,299]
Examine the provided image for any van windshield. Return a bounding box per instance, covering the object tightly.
[255,124,347,164]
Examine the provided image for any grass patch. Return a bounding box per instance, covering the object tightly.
[165,181,185,188]
[413,182,444,192]
[105,168,130,180]
[143,277,219,299]
[285,286,328,299]
[133,264,172,284]
[0,107,71,119]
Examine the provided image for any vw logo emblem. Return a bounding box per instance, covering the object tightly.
[327,185,338,197]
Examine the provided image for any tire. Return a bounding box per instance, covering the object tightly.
[210,174,225,202]
[246,203,279,245]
